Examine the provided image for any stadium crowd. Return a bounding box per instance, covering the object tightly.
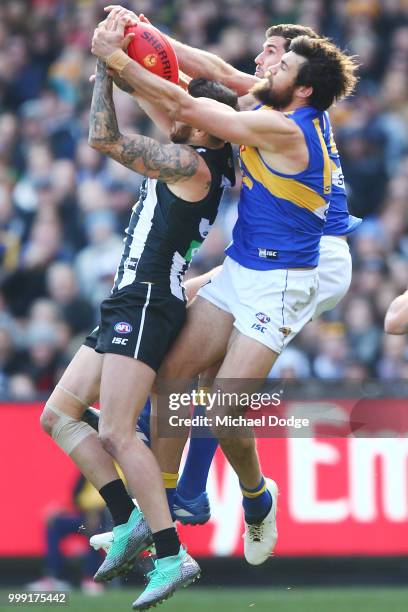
[1,0,408,399]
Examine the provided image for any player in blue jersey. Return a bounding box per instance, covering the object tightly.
[92,21,358,576]
[84,9,359,550]
[101,15,361,323]
[146,22,362,526]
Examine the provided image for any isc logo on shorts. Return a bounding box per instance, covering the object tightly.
[112,337,128,346]
[114,322,133,334]
[251,323,266,334]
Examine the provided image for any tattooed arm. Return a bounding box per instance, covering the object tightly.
[88,60,211,199]
[111,72,173,136]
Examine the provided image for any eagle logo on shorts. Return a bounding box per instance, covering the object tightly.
[143,54,158,68]
[279,326,291,337]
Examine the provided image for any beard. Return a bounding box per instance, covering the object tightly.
[170,124,193,143]
[251,78,296,110]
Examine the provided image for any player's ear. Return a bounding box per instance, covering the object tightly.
[193,128,207,138]
[297,85,313,100]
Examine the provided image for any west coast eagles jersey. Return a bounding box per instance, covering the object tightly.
[226,105,332,270]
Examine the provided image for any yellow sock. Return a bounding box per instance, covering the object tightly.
[162,472,178,509]
[241,478,267,498]
[162,472,178,489]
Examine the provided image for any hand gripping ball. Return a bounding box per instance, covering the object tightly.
[125,23,179,84]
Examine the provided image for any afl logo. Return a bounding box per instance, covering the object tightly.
[143,54,158,68]
[114,322,133,334]
[256,312,270,324]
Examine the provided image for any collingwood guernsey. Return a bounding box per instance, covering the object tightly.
[113,144,235,300]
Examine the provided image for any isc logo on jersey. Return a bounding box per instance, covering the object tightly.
[114,322,133,334]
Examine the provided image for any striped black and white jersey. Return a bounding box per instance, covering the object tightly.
[112,143,235,301]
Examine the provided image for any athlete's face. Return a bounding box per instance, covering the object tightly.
[254,36,287,78]
[251,50,306,110]
[170,122,194,143]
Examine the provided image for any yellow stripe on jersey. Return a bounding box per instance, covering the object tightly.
[313,118,332,195]
[329,129,338,155]
[240,146,327,213]
[242,174,253,190]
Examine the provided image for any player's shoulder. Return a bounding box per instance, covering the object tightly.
[253,106,302,135]
[194,143,235,186]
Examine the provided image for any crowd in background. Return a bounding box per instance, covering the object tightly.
[1,0,408,399]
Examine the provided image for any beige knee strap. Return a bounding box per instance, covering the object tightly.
[56,384,89,409]
[46,403,95,456]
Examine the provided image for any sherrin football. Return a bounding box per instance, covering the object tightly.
[125,23,179,84]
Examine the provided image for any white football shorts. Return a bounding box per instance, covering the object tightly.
[198,236,352,353]
[314,235,352,318]
[198,256,319,354]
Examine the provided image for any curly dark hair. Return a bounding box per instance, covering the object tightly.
[290,35,359,111]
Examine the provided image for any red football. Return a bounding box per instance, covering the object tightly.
[125,23,179,84]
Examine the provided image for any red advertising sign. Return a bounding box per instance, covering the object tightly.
[2,403,408,557]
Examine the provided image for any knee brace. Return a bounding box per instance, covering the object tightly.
[45,403,95,456]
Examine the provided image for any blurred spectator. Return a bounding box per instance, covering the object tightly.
[344,297,381,369]
[377,334,408,378]
[270,347,311,379]
[23,322,62,394]
[8,373,37,400]
[46,262,95,336]
[75,208,123,308]
[27,474,109,594]
[313,324,349,379]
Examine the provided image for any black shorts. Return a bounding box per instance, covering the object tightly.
[84,284,186,372]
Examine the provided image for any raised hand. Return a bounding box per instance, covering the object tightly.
[91,14,134,61]
[104,5,139,26]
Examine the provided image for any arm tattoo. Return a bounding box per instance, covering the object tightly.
[89,59,120,145]
[112,73,135,94]
[89,61,200,183]
[116,136,200,182]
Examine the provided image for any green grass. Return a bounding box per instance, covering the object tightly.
[2,588,408,612]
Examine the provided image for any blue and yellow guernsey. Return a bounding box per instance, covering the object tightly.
[226,105,332,270]
[322,111,362,236]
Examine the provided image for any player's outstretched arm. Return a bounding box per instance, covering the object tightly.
[88,60,208,188]
[167,38,257,96]
[110,71,173,136]
[384,291,408,334]
[91,20,297,150]
[104,5,257,96]
[108,62,296,150]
